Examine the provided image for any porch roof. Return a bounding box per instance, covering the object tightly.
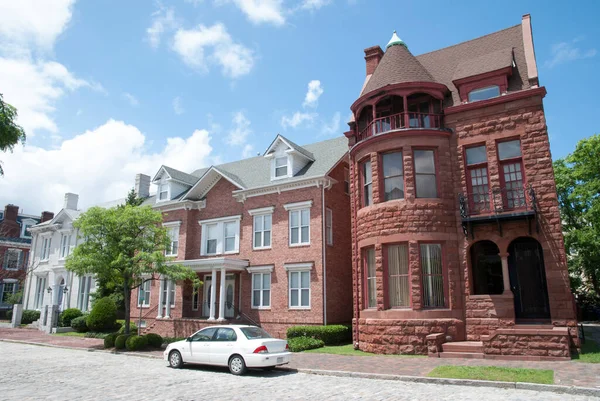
[172,257,249,272]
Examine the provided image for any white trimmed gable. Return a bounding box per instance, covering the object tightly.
[182,166,245,201]
[264,135,314,181]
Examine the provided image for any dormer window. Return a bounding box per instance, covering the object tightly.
[275,157,288,178]
[158,183,169,201]
[468,85,500,102]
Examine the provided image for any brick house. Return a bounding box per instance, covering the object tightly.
[0,204,53,315]
[344,15,578,360]
[132,135,352,338]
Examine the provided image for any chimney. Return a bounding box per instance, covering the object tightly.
[135,174,151,198]
[3,204,19,222]
[64,193,79,210]
[41,211,54,223]
[364,46,384,76]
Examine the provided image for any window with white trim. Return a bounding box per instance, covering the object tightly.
[289,270,310,308]
[3,249,22,270]
[253,214,272,249]
[137,279,151,307]
[326,208,333,245]
[78,276,93,311]
[166,226,179,256]
[205,223,218,255]
[275,156,288,177]
[21,221,35,238]
[41,237,52,261]
[158,182,169,201]
[224,222,236,253]
[200,216,241,256]
[34,276,46,309]
[252,272,271,308]
[289,209,310,245]
[161,280,175,306]
[60,234,72,259]
[0,282,17,304]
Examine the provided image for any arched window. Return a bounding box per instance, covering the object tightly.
[470,241,503,295]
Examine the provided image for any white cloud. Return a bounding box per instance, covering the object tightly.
[123,92,139,107]
[545,39,597,68]
[226,111,252,145]
[303,79,323,108]
[228,0,285,26]
[0,119,214,214]
[0,0,75,55]
[146,5,177,49]
[184,0,204,5]
[242,144,255,158]
[0,57,103,135]
[281,111,316,129]
[299,0,332,10]
[172,96,184,115]
[172,22,255,78]
[321,112,340,135]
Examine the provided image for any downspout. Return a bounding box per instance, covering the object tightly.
[321,182,328,326]
[351,153,360,349]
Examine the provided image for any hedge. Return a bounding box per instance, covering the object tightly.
[115,334,131,350]
[71,316,89,332]
[287,336,324,352]
[59,308,83,327]
[126,335,148,351]
[86,297,117,332]
[116,320,138,334]
[145,333,163,348]
[286,325,351,345]
[104,333,119,348]
[21,310,41,325]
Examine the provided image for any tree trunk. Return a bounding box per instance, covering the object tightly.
[123,277,131,335]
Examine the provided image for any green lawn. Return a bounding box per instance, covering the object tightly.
[303,344,425,357]
[573,338,600,363]
[427,366,554,384]
[53,332,86,337]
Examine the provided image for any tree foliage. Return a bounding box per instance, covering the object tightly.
[554,134,600,302]
[66,205,199,334]
[124,188,144,207]
[0,93,26,176]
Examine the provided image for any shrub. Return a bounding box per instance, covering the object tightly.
[71,316,89,332]
[162,337,186,345]
[59,308,83,327]
[86,297,117,332]
[115,334,131,350]
[286,325,351,345]
[21,310,41,325]
[125,335,148,351]
[116,320,138,334]
[104,333,119,348]
[145,333,163,348]
[287,336,324,352]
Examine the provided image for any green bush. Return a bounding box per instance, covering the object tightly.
[116,320,138,334]
[115,334,131,350]
[71,316,89,332]
[21,310,41,325]
[145,333,163,348]
[86,297,117,332]
[287,325,351,345]
[287,336,324,352]
[104,333,119,348]
[59,308,83,327]
[125,335,148,351]
[162,337,186,345]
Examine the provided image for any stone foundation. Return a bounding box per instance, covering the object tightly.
[465,294,515,340]
[481,326,571,360]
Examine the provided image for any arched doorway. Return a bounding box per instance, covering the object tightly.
[508,237,550,321]
[470,241,503,295]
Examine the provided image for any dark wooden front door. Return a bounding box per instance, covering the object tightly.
[508,238,551,320]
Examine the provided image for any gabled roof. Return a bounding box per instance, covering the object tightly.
[152,165,198,186]
[183,166,246,200]
[264,134,315,161]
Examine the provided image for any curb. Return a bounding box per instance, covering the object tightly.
[277,367,600,397]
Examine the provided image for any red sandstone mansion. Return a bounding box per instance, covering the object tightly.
[345,15,577,359]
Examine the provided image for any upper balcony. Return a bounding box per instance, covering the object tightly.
[358,111,443,142]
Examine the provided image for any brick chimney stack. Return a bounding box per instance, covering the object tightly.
[135,174,151,198]
[3,204,19,222]
[41,211,54,223]
[364,46,384,76]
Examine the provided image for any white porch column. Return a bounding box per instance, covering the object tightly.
[208,268,217,320]
[165,280,172,318]
[218,268,227,321]
[156,278,164,318]
[500,253,511,294]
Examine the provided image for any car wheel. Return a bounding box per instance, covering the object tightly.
[169,350,183,369]
[228,355,247,375]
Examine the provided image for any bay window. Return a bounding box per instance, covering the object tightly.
[386,244,409,307]
[421,244,445,308]
[414,150,437,198]
[361,159,373,207]
[382,151,404,201]
[364,248,376,309]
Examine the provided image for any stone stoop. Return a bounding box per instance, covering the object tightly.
[480,325,572,361]
[440,341,485,359]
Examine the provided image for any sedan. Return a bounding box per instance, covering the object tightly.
[164,325,292,375]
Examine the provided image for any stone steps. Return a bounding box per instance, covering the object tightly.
[439,352,485,359]
[442,341,484,353]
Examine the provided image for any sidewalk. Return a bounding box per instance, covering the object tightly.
[2,327,600,389]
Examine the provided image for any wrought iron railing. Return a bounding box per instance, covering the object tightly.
[459,184,537,218]
[358,111,443,142]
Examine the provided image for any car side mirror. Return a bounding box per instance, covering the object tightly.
[186,337,192,342]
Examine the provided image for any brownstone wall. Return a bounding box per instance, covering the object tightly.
[465,294,514,340]
[481,327,571,361]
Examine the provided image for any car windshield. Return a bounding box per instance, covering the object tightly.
[240,327,272,340]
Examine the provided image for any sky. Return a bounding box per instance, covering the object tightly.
[0,0,598,215]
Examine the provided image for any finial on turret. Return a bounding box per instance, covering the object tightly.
[386,31,407,49]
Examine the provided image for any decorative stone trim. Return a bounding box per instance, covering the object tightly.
[283,200,313,211]
[284,262,313,272]
[247,265,274,273]
[248,206,275,216]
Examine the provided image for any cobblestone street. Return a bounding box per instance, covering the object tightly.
[0,342,596,401]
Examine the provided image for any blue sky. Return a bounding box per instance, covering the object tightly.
[0,0,598,214]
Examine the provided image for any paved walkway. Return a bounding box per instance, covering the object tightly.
[2,327,600,390]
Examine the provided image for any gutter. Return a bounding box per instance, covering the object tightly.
[321,183,327,326]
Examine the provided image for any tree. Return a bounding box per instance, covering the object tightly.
[0,93,26,176]
[66,205,199,334]
[554,134,600,302]
[124,188,144,207]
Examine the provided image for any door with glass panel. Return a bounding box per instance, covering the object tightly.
[202,276,212,317]
[224,275,235,318]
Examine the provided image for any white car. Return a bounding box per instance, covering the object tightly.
[163,325,292,375]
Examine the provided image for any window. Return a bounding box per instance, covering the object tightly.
[1,282,17,304]
[214,327,237,341]
[387,244,409,307]
[60,234,71,259]
[21,221,34,238]
[362,159,373,206]
[191,327,218,341]
[468,85,500,102]
[158,183,169,201]
[161,280,175,306]
[364,248,376,308]
[3,249,21,270]
[34,276,46,309]
[498,139,525,209]
[421,244,444,308]
[471,241,503,295]
[414,150,437,198]
[240,326,272,340]
[382,151,404,201]
[41,237,52,261]
[253,214,272,249]
[166,226,179,256]
[275,156,288,177]
[325,208,333,245]
[289,270,310,308]
[137,279,150,307]
[192,286,199,311]
[465,145,490,213]
[252,272,271,309]
[344,167,350,195]
[200,216,241,255]
[289,209,310,245]
[78,276,93,311]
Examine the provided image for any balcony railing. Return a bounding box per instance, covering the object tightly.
[358,111,443,142]
[459,184,537,218]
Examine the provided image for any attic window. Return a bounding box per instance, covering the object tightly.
[275,157,288,178]
[158,183,169,201]
[468,85,500,102]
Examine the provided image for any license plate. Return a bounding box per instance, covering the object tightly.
[277,357,284,364]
